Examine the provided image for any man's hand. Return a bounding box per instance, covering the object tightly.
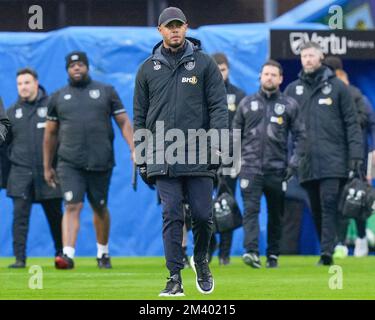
[139,165,155,190]
[44,167,58,188]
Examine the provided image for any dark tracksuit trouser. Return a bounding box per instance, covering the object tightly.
[303,178,346,256]
[280,199,305,255]
[156,176,213,275]
[12,197,63,261]
[241,172,284,257]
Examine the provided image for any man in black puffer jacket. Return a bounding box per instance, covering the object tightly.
[285,42,363,266]
[133,7,228,297]
[208,52,246,266]
[6,68,63,268]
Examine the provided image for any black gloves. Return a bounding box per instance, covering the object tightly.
[349,159,364,179]
[138,165,155,190]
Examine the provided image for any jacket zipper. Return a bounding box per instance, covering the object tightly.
[259,95,268,175]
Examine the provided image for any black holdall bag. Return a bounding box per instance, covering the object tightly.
[212,174,242,233]
[339,169,375,221]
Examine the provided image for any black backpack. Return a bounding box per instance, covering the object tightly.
[212,175,242,233]
[339,176,375,221]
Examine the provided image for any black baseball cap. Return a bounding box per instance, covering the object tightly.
[158,7,187,26]
[65,51,89,69]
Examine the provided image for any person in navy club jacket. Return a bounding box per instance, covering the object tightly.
[0,97,10,146]
[0,97,11,190]
[133,7,228,296]
[285,42,363,266]
[324,56,375,258]
[44,51,135,270]
[208,52,246,266]
[233,59,305,269]
[6,68,63,268]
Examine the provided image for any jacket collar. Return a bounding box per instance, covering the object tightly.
[152,37,201,66]
[298,65,334,85]
[258,87,281,100]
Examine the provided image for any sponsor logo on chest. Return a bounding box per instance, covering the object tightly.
[181,76,198,84]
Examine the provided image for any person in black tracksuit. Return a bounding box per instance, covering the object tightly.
[233,59,305,269]
[324,56,375,257]
[6,68,63,268]
[44,51,134,270]
[1,97,10,185]
[0,97,11,190]
[208,52,246,265]
[133,7,228,296]
[285,42,363,266]
[0,97,10,145]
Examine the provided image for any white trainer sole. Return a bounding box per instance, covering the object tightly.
[190,256,215,295]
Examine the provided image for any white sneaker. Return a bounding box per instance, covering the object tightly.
[333,245,348,259]
[354,237,369,257]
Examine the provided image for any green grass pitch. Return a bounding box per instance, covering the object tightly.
[0,256,374,300]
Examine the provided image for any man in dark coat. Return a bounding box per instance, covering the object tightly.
[285,42,363,265]
[6,68,63,268]
[208,52,246,266]
[324,56,375,258]
[133,7,228,296]
[0,97,11,189]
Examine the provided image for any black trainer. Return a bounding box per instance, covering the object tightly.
[97,254,112,269]
[55,254,74,269]
[8,260,26,269]
[191,256,214,294]
[242,252,261,269]
[316,254,333,266]
[159,274,185,297]
[266,255,278,268]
